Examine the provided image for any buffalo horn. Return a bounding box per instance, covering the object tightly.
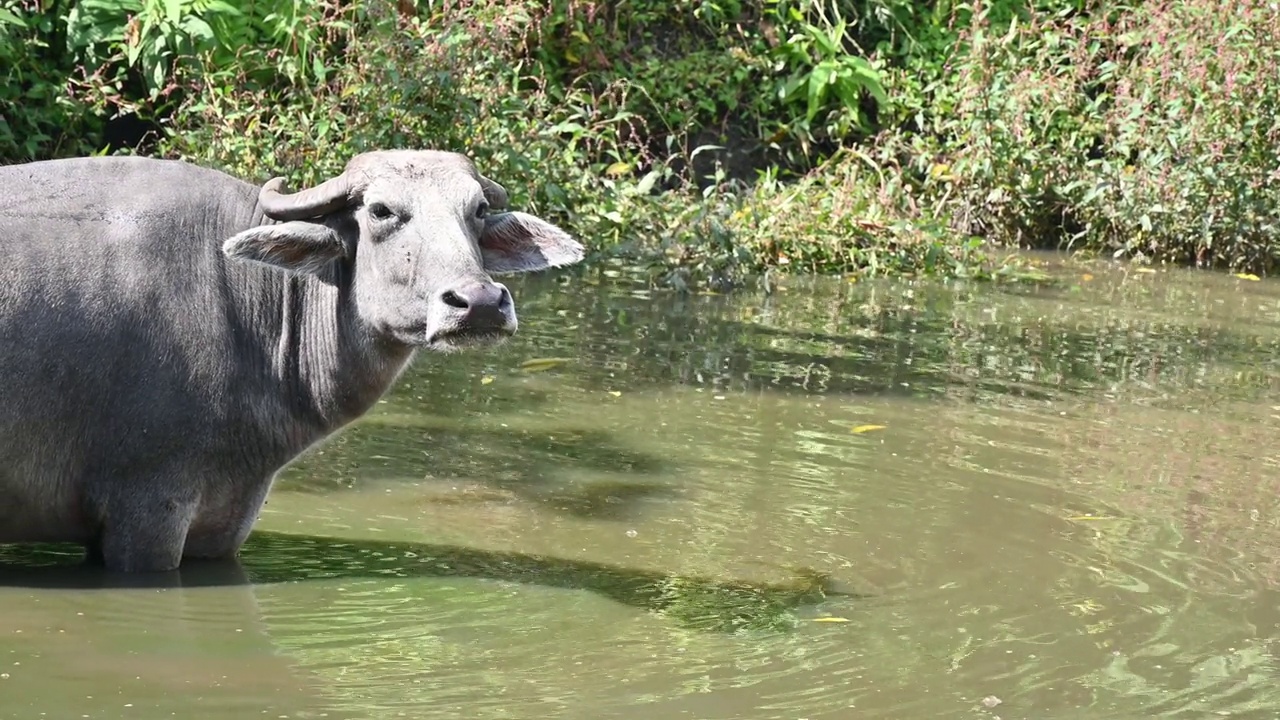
[259,172,360,221]
[478,175,509,210]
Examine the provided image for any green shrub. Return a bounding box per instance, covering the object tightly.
[8,0,1277,287]
[1,1,103,160]
[1079,0,1280,270]
[877,0,1280,273]
[156,0,940,288]
[0,0,343,161]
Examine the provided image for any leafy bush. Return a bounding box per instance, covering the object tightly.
[6,0,1278,286]
[876,0,1280,273]
[1,1,104,159]
[0,0,342,160]
[1080,0,1280,270]
[155,0,928,287]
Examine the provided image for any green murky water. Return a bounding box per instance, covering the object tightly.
[5,255,1280,719]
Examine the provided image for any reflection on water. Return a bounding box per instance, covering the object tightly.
[7,254,1280,718]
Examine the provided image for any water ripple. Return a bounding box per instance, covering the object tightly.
[10,273,1280,718]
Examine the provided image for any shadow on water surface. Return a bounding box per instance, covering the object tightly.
[292,419,682,521]
[0,531,861,633]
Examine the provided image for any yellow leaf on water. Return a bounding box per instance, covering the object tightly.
[1235,273,1261,281]
[812,617,851,623]
[480,376,494,385]
[519,357,572,373]
[608,390,622,397]
[851,424,886,434]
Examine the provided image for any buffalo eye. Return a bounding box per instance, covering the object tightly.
[474,200,489,220]
[368,202,396,222]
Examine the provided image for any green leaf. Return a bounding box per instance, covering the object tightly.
[636,169,660,195]
[547,121,585,135]
[181,16,214,41]
[831,77,861,113]
[131,12,157,64]
[163,0,183,25]
[845,57,888,105]
[807,23,838,58]
[778,74,805,103]
[807,63,833,120]
[151,57,167,92]
[202,0,242,15]
[126,39,143,65]
[0,7,24,27]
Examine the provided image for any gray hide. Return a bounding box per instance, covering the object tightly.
[0,150,585,572]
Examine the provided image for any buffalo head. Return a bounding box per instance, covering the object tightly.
[221,150,584,351]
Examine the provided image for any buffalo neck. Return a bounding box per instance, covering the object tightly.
[228,257,415,449]
[289,261,415,433]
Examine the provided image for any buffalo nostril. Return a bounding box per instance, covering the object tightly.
[439,282,509,332]
[441,290,469,309]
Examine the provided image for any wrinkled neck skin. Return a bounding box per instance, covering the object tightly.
[280,260,416,432]
[227,213,416,453]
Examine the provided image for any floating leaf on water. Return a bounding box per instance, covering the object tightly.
[851,424,886,434]
[519,357,573,373]
[1235,273,1261,281]
[480,376,494,385]
[812,616,851,623]
[608,390,622,397]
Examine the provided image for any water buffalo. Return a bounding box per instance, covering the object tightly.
[0,149,585,572]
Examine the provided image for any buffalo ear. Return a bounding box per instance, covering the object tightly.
[479,211,585,275]
[222,221,345,275]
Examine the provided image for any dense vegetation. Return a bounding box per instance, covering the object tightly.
[2,0,1277,288]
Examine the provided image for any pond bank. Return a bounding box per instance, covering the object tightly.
[5,1,1276,287]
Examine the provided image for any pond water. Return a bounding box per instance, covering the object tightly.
[5,255,1280,719]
